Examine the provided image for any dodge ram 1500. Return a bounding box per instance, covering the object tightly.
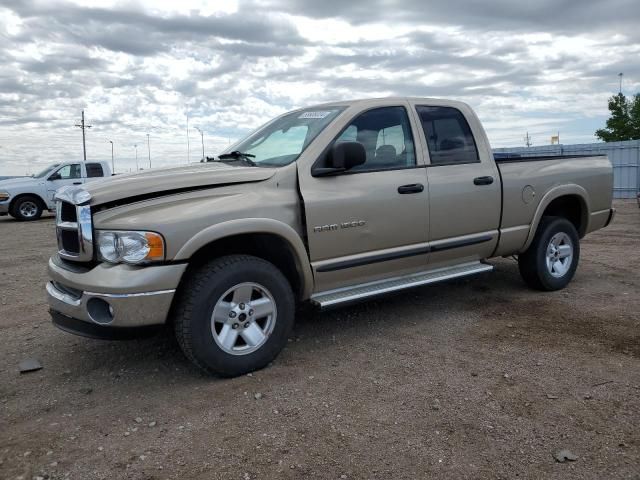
[46,98,615,376]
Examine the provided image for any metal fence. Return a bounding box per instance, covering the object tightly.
[494,139,640,199]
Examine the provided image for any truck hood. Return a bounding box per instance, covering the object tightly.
[85,162,277,206]
[0,177,39,191]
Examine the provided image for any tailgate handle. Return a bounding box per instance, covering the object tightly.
[473,176,494,186]
[73,182,82,185]
[398,183,424,194]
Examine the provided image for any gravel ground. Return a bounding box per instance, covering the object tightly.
[1,201,639,480]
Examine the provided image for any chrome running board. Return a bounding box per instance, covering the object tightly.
[310,261,493,308]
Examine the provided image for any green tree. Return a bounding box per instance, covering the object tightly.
[629,94,640,140]
[595,92,640,142]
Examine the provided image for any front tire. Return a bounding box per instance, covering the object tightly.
[518,216,580,291]
[173,255,295,377]
[11,196,43,221]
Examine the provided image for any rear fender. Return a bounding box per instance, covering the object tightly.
[521,185,590,252]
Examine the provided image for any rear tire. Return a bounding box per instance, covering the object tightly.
[518,216,580,291]
[172,255,295,377]
[11,195,43,221]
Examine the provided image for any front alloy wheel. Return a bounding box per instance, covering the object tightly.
[173,255,295,377]
[12,196,43,221]
[211,282,277,355]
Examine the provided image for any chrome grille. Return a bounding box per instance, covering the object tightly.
[55,195,93,262]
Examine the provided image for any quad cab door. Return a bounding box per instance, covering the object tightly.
[408,100,501,267]
[298,102,430,292]
[46,163,84,202]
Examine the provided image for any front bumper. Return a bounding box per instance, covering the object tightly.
[47,256,187,333]
[0,201,9,215]
[50,310,163,340]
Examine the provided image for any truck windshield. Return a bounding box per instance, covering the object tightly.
[33,164,60,178]
[220,107,346,167]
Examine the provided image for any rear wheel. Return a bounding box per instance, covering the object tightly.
[518,216,580,291]
[11,196,43,221]
[173,255,295,377]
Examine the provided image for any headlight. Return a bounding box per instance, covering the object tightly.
[96,230,165,265]
[0,191,10,201]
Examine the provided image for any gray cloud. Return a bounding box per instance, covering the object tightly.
[7,0,309,54]
[0,0,638,175]
[249,0,640,38]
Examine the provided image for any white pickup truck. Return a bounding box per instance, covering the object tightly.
[0,161,112,221]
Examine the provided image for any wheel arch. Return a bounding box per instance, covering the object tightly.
[9,192,47,213]
[174,219,314,300]
[521,185,589,252]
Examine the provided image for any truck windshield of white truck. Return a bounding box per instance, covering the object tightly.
[33,164,60,178]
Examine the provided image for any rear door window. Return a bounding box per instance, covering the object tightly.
[86,163,104,178]
[416,106,480,165]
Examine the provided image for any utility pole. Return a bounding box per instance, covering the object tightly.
[75,110,92,161]
[186,113,191,164]
[524,132,533,148]
[134,144,139,171]
[195,127,205,161]
[146,134,151,169]
[108,140,114,173]
[618,72,624,94]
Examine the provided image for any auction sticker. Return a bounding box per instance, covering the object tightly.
[299,111,332,119]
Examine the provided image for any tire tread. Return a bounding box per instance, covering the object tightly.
[172,254,292,376]
[518,216,579,291]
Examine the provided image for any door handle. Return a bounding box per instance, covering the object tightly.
[73,182,82,185]
[397,183,424,194]
[473,176,494,186]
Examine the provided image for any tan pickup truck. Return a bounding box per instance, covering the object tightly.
[47,98,615,376]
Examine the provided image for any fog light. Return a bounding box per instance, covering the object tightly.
[87,298,114,325]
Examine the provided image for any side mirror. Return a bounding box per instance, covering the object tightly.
[330,141,366,170]
[48,173,61,181]
[313,141,366,176]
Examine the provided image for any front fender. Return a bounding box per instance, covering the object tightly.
[174,218,314,299]
[521,184,590,252]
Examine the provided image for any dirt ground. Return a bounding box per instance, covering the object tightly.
[0,201,639,480]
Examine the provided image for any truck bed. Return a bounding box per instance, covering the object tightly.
[493,154,614,256]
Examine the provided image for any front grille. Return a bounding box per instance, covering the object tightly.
[60,201,77,223]
[60,229,80,253]
[56,199,93,262]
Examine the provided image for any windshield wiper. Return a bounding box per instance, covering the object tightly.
[216,151,257,166]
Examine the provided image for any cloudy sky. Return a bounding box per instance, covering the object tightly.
[0,0,639,175]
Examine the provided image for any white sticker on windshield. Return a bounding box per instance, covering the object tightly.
[299,111,332,119]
